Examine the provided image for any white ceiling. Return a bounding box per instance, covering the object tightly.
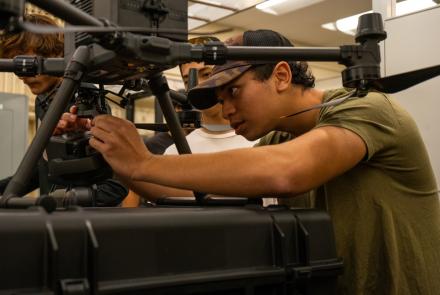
[167,0,373,83]
[190,0,372,46]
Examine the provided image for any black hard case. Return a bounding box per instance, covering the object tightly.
[0,206,342,294]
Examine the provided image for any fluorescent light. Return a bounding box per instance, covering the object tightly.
[188,18,207,31]
[335,10,372,35]
[256,0,325,16]
[396,0,437,16]
[321,22,337,31]
[321,0,438,35]
[256,0,287,10]
[321,10,372,36]
[201,0,264,10]
[189,3,232,21]
[187,0,265,31]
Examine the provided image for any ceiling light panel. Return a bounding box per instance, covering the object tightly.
[321,0,438,36]
[200,0,264,10]
[188,0,265,31]
[188,2,233,22]
[335,11,372,35]
[256,0,325,16]
[395,0,437,16]
[188,18,208,31]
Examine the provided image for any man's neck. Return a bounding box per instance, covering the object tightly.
[202,112,230,126]
[277,87,325,136]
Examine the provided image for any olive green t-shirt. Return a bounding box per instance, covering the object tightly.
[258,88,440,295]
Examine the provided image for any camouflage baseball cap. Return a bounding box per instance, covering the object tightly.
[188,29,294,110]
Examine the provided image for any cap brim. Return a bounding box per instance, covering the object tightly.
[188,63,253,110]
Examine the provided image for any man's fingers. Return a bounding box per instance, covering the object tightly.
[84,118,92,130]
[59,112,77,124]
[76,118,92,130]
[53,127,62,135]
[69,105,78,114]
[60,112,71,121]
[90,126,112,143]
[57,120,67,129]
[93,115,128,133]
[89,136,106,152]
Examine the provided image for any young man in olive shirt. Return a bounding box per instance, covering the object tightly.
[60,29,440,294]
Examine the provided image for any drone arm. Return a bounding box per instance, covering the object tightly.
[28,0,103,26]
[0,56,65,76]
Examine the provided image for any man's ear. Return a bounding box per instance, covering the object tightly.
[272,61,292,92]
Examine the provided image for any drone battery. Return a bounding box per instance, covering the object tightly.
[0,206,342,294]
[70,0,188,44]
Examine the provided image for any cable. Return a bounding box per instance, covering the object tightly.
[280,89,357,119]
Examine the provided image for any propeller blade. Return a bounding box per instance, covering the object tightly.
[135,123,169,132]
[371,64,440,93]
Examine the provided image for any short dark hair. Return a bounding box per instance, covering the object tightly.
[251,61,315,88]
[227,29,315,88]
[1,14,64,58]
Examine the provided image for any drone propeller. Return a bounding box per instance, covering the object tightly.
[371,64,440,93]
[283,64,440,119]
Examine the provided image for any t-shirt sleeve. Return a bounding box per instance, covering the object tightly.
[315,92,399,161]
[254,132,274,147]
[254,131,294,147]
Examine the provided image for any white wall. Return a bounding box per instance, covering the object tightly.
[382,5,440,184]
[314,76,342,90]
[0,94,28,179]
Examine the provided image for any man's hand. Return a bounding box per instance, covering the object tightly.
[53,105,92,135]
[89,115,153,180]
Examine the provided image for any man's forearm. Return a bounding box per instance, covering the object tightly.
[133,146,289,197]
[132,126,367,198]
[120,177,194,202]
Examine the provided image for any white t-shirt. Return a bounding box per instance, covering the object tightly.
[164,128,277,206]
[164,128,257,154]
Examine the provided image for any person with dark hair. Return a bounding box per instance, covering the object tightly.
[58,29,440,293]
[0,14,128,206]
[1,14,64,97]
